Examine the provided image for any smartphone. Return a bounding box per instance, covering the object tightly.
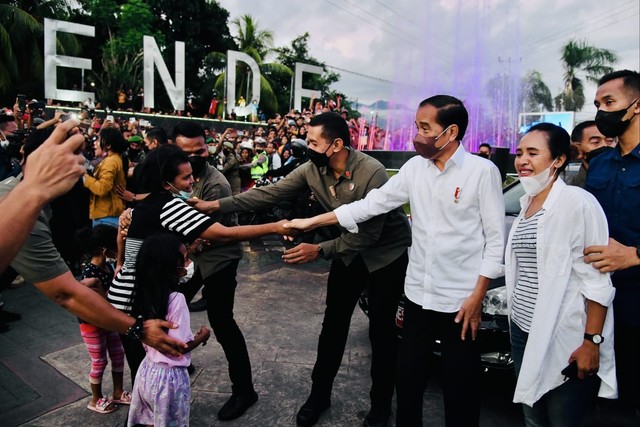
[561,361,578,380]
[106,115,115,122]
[17,94,26,113]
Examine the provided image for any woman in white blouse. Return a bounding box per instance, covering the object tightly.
[507,122,616,426]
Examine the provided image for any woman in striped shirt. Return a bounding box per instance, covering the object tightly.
[110,144,292,383]
[506,123,616,427]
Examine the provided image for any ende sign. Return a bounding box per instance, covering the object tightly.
[44,18,323,113]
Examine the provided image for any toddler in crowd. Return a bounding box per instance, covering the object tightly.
[78,225,131,414]
[127,233,210,426]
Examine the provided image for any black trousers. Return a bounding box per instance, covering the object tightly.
[612,322,640,421]
[181,259,254,394]
[309,251,408,414]
[396,300,481,427]
[120,332,146,388]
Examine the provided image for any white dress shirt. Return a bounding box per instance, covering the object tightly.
[505,178,617,406]
[335,144,505,312]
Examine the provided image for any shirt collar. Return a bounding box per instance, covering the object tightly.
[426,142,466,170]
[322,147,354,179]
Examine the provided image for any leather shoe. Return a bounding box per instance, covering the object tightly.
[217,390,258,421]
[296,398,331,426]
[188,297,208,312]
[363,410,390,427]
[0,309,21,323]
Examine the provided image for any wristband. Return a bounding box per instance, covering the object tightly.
[125,315,144,341]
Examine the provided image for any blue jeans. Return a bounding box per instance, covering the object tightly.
[511,321,600,427]
[92,216,120,228]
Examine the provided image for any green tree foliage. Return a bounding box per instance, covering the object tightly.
[0,1,78,104]
[558,39,617,111]
[212,14,292,117]
[521,70,553,112]
[274,32,340,112]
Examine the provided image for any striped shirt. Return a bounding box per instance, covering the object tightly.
[108,192,214,313]
[511,209,544,333]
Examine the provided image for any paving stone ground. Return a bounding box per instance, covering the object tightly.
[1,236,522,426]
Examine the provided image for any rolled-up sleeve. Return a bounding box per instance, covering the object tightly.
[478,166,505,279]
[576,193,615,306]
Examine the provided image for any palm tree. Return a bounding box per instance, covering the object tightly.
[211,14,291,115]
[0,5,42,98]
[559,39,617,111]
[0,2,79,103]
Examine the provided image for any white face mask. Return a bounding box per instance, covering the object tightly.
[178,260,195,284]
[519,158,558,197]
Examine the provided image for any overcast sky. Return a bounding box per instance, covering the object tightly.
[220,0,639,117]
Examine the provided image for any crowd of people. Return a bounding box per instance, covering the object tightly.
[0,69,638,427]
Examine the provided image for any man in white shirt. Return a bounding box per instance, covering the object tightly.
[287,95,505,426]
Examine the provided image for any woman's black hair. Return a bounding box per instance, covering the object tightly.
[132,233,184,320]
[75,225,117,257]
[525,123,571,174]
[137,144,190,193]
[99,127,129,174]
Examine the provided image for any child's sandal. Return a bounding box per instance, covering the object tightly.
[113,390,132,405]
[87,397,117,414]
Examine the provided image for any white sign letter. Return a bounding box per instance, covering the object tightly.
[226,50,261,116]
[143,36,185,111]
[44,18,95,102]
[294,63,323,112]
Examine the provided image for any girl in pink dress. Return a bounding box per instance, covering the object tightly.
[127,233,210,426]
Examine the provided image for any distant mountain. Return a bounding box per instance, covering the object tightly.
[354,100,411,112]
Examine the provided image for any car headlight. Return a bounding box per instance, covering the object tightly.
[483,286,508,316]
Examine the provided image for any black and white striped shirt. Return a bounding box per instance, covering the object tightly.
[108,193,214,313]
[511,209,545,333]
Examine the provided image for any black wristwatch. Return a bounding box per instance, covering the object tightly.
[636,246,640,262]
[126,315,144,341]
[317,245,325,258]
[584,333,604,345]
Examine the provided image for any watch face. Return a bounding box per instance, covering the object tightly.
[593,334,603,344]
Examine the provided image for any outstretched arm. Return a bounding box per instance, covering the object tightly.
[35,271,187,355]
[199,219,294,243]
[284,212,339,232]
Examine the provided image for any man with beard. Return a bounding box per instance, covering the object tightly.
[584,69,640,422]
[172,122,254,421]
[189,112,411,427]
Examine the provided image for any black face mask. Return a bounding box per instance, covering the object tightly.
[477,152,490,159]
[595,98,638,137]
[189,155,207,176]
[307,143,334,168]
[129,147,141,158]
[585,145,613,164]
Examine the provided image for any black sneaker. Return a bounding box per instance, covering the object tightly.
[0,322,11,333]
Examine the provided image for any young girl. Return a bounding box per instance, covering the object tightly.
[78,225,131,414]
[127,233,211,427]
